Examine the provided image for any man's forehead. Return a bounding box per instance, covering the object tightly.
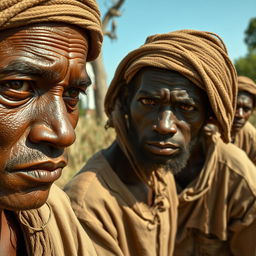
[0,23,89,58]
[136,67,204,97]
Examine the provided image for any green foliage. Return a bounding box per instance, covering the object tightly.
[250,112,256,127]
[56,116,116,188]
[234,53,256,81]
[245,17,256,52]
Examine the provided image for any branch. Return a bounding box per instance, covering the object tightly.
[104,30,117,40]
[102,0,125,31]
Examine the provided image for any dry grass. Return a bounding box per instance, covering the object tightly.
[55,116,116,188]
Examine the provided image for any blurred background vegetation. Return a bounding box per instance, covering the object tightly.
[56,116,116,187]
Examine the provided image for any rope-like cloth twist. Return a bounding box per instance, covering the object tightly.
[238,75,256,99]
[0,0,103,61]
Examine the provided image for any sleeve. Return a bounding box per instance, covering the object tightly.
[228,178,256,256]
[64,174,126,256]
[77,206,125,256]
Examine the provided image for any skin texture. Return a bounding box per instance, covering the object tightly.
[231,91,254,139]
[104,67,208,202]
[0,23,90,255]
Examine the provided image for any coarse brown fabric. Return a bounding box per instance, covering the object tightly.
[105,29,237,143]
[238,75,256,99]
[65,151,178,256]
[174,134,256,256]
[0,0,103,61]
[233,121,256,164]
[18,184,97,256]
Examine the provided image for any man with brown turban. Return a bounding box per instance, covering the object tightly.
[231,75,256,164]
[0,0,102,255]
[65,30,256,256]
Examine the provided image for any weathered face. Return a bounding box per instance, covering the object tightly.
[128,68,208,174]
[0,24,90,210]
[232,91,254,134]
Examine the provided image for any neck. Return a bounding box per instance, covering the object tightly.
[175,138,206,189]
[0,210,18,256]
[103,141,151,204]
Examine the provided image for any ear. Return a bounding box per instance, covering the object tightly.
[203,116,219,136]
[119,85,131,115]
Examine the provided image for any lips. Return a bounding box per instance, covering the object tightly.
[11,161,66,184]
[145,141,180,156]
[233,121,244,128]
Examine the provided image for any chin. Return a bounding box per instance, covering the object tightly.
[1,185,51,211]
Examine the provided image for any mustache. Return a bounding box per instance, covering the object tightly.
[146,135,186,149]
[5,148,67,171]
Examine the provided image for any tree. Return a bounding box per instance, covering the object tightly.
[234,17,256,81]
[91,0,126,123]
[245,17,256,53]
[235,53,256,81]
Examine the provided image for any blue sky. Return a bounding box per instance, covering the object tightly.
[97,0,256,83]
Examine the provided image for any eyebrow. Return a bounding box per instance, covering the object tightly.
[137,89,201,104]
[0,60,91,88]
[0,61,60,81]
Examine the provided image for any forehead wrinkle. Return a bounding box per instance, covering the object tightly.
[9,37,86,59]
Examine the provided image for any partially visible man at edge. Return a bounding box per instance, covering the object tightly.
[0,0,102,255]
[65,30,256,256]
[231,75,256,164]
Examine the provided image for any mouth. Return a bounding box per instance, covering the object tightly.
[11,161,66,184]
[232,121,244,128]
[145,141,180,156]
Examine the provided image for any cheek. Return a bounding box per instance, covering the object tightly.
[244,111,252,120]
[0,110,28,148]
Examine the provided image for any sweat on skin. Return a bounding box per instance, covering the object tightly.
[0,0,103,254]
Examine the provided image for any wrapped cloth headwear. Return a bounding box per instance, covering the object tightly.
[105,29,237,143]
[0,0,103,61]
[104,30,237,219]
[237,76,256,106]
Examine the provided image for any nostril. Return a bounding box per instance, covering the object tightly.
[29,122,76,148]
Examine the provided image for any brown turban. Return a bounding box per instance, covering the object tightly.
[105,29,237,143]
[238,76,256,99]
[0,0,103,61]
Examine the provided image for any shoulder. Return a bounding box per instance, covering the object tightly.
[64,151,113,210]
[215,139,256,196]
[243,121,256,137]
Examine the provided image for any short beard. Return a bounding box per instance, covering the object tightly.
[127,124,200,176]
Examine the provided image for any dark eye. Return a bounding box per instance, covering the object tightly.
[64,88,85,99]
[243,107,251,113]
[179,104,195,111]
[140,98,156,105]
[1,80,32,92]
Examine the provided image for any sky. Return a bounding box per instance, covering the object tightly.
[97,0,256,83]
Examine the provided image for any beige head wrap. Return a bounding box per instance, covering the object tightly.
[0,0,103,61]
[105,29,237,143]
[237,76,256,103]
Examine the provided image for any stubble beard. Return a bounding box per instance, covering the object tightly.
[127,125,200,176]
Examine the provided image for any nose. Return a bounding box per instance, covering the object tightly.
[153,109,177,135]
[29,98,76,148]
[235,107,244,118]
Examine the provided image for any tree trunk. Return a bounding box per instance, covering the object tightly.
[91,52,108,123]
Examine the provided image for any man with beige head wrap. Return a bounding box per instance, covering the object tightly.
[65,29,256,256]
[231,75,256,164]
[0,0,102,255]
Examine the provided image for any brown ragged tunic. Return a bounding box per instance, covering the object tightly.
[233,121,256,164]
[65,151,178,256]
[175,135,256,256]
[19,184,97,256]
